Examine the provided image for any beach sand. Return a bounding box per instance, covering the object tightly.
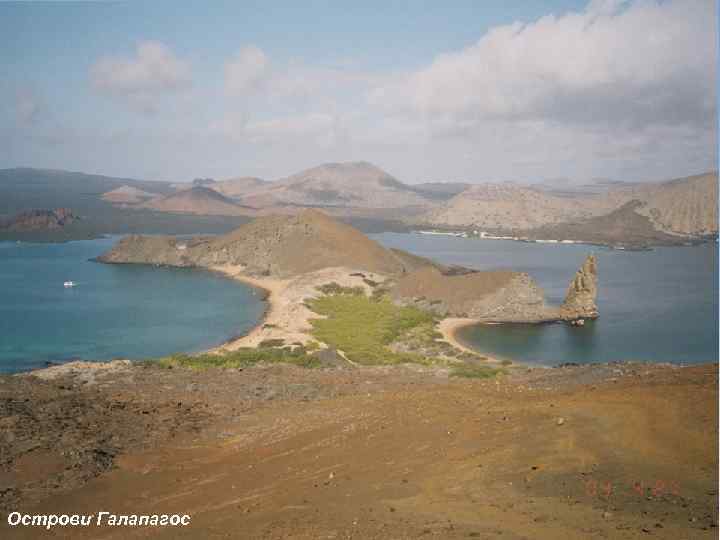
[212,265,505,365]
[211,265,384,350]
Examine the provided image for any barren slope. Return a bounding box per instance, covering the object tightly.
[243,162,432,209]
[98,209,430,278]
[101,185,158,204]
[142,186,256,216]
[632,172,718,235]
[2,362,716,539]
[424,183,610,230]
[422,172,718,238]
[206,177,267,199]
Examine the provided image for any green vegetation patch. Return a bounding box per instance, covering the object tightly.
[307,293,437,365]
[158,348,320,370]
[449,364,503,379]
[258,338,286,348]
[316,282,365,296]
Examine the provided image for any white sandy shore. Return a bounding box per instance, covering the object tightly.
[210,265,383,351]
[437,317,505,365]
[209,265,506,366]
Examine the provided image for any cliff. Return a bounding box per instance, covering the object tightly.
[390,266,549,322]
[0,208,80,232]
[560,254,599,320]
[392,254,599,323]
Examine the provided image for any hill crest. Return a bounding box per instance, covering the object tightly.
[142,186,255,216]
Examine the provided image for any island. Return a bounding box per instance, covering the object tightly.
[96,209,598,359]
[1,210,716,540]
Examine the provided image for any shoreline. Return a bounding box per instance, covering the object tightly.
[208,265,386,352]
[210,266,512,367]
[438,317,527,367]
[208,266,291,350]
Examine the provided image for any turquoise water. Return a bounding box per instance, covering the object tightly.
[2,234,717,373]
[0,238,266,374]
[374,233,718,366]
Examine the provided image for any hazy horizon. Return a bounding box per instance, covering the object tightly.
[1,0,717,185]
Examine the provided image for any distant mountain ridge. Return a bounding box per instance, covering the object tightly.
[240,162,435,209]
[1,164,716,245]
[421,171,718,238]
[0,208,80,232]
[102,185,159,204]
[142,186,257,216]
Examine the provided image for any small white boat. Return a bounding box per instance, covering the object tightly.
[63,281,76,288]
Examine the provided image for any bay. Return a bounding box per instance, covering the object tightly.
[373,233,718,366]
[0,238,266,373]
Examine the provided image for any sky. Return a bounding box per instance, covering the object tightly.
[0,0,717,184]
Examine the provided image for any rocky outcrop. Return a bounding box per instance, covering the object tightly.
[560,254,598,320]
[392,254,600,323]
[418,171,718,243]
[0,208,79,231]
[97,209,438,278]
[390,266,550,322]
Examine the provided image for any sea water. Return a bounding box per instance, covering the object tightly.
[0,238,266,373]
[374,233,718,366]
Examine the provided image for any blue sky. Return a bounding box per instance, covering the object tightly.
[1,0,716,184]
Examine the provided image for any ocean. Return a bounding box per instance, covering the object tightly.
[373,233,718,366]
[0,237,266,374]
[1,234,717,374]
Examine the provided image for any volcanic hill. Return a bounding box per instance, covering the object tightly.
[99,209,434,277]
[242,162,433,209]
[142,186,256,216]
[99,209,598,322]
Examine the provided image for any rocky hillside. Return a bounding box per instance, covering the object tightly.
[391,254,597,323]
[101,185,158,204]
[142,186,256,216]
[0,208,80,232]
[421,172,718,239]
[391,266,548,321]
[99,209,429,278]
[423,183,612,230]
[631,172,718,236]
[241,162,433,209]
[200,176,267,199]
[521,201,686,248]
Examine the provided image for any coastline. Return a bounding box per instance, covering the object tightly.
[208,265,385,352]
[210,266,507,366]
[438,317,519,366]
[209,265,291,349]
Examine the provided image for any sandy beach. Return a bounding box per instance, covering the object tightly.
[211,265,385,351]
[210,265,513,367]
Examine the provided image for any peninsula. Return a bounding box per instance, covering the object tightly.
[97,209,598,360]
[2,213,716,540]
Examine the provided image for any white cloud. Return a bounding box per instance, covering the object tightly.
[224,46,269,96]
[91,41,191,112]
[245,112,336,143]
[370,0,716,135]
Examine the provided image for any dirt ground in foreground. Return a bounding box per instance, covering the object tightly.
[0,361,717,539]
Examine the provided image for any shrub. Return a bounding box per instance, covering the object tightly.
[258,338,285,348]
[306,294,436,365]
[316,282,365,296]
[158,348,320,370]
[450,364,503,379]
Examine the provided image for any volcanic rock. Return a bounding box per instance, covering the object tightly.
[561,254,599,320]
